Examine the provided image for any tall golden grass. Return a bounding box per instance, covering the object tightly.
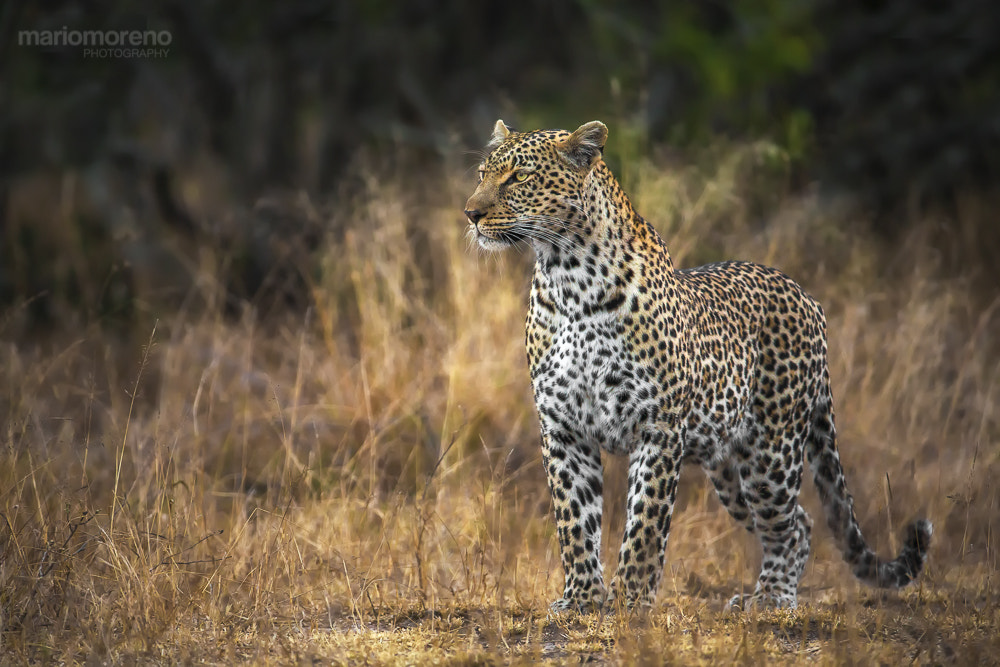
[1,143,997,663]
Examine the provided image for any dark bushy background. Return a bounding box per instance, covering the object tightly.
[2,0,998,327]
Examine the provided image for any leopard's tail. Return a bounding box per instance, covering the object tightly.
[805,387,932,590]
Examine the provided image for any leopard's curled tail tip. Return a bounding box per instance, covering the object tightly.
[896,518,932,586]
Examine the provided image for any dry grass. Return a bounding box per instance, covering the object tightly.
[2,145,998,665]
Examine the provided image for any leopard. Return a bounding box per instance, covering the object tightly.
[463,119,932,612]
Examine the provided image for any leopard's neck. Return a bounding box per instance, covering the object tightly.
[531,162,674,313]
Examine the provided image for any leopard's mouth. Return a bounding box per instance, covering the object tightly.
[472,221,523,249]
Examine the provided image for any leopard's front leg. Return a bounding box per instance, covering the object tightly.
[540,430,606,612]
[609,429,682,609]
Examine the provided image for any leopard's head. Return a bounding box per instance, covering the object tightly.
[464,120,608,251]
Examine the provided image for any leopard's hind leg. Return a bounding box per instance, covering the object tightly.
[727,424,813,610]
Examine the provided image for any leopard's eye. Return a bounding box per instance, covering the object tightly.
[477,169,485,183]
[513,170,531,183]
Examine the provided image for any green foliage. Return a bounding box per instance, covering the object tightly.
[575,0,821,142]
[653,0,817,136]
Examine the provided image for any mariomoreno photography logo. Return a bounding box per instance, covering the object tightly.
[18,26,171,59]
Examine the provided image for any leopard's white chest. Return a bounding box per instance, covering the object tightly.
[531,313,659,455]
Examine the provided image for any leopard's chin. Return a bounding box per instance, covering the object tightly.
[477,236,513,251]
[475,227,521,250]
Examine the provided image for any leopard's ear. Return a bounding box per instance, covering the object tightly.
[557,121,608,170]
[488,119,511,148]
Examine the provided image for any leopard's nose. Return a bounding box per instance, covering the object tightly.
[464,209,485,224]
